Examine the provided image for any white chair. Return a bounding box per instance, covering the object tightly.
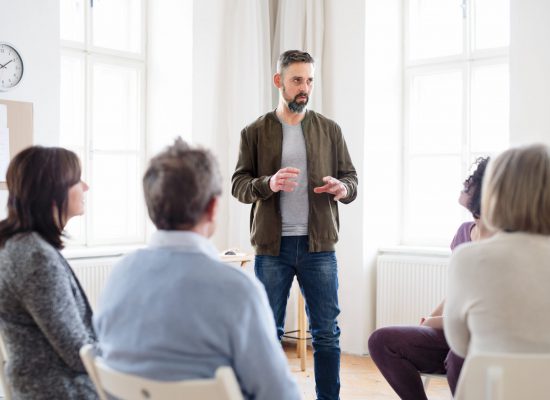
[420,372,447,391]
[455,352,550,400]
[0,333,12,400]
[80,344,243,400]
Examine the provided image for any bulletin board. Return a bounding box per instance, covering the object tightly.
[0,99,33,189]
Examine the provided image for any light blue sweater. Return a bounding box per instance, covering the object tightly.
[94,230,300,400]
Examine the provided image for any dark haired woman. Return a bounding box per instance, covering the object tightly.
[368,157,490,400]
[0,146,97,399]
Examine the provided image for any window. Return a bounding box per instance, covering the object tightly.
[403,0,509,246]
[60,0,146,246]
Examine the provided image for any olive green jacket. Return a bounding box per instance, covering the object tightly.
[231,110,358,256]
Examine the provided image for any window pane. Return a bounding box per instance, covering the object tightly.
[92,0,142,54]
[64,217,86,246]
[60,55,86,149]
[91,61,142,151]
[408,0,463,60]
[409,70,463,154]
[404,155,463,246]
[60,0,85,43]
[89,153,143,243]
[472,0,510,50]
[470,63,509,153]
[63,147,87,245]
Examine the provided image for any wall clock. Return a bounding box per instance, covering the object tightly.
[0,43,24,91]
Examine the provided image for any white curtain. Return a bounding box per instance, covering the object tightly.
[192,0,272,252]
[271,0,325,111]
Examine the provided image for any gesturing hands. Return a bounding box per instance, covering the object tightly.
[270,167,300,193]
[269,171,347,201]
[313,176,348,201]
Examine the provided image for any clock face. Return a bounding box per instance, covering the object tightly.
[0,43,24,91]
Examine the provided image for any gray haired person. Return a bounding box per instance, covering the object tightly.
[94,138,301,400]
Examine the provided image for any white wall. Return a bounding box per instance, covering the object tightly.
[510,0,550,146]
[0,0,60,145]
[0,0,60,218]
[192,0,272,254]
[360,0,403,352]
[147,0,193,155]
[322,0,402,355]
[323,0,368,355]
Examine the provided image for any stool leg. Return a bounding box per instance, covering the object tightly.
[296,301,302,358]
[298,292,307,371]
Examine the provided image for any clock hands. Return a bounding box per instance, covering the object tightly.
[0,60,14,69]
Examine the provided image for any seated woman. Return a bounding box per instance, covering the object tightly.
[0,146,97,399]
[368,157,489,400]
[445,144,550,360]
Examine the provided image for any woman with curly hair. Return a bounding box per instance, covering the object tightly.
[368,157,490,400]
[0,146,97,399]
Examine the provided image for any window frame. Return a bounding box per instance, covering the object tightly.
[402,0,509,246]
[60,0,148,247]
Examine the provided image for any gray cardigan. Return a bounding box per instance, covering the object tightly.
[0,232,97,399]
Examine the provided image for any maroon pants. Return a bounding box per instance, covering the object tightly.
[368,326,464,400]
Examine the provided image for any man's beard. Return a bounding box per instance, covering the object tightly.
[288,96,308,113]
[283,87,309,113]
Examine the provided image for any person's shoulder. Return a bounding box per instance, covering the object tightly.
[0,232,66,287]
[305,111,343,140]
[3,232,57,260]
[203,259,266,299]
[306,110,339,127]
[450,221,476,249]
[107,247,158,278]
[243,111,278,131]
[451,233,506,269]
[457,221,475,231]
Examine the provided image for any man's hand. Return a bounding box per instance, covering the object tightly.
[269,167,300,193]
[313,176,347,201]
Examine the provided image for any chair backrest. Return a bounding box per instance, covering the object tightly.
[0,333,12,400]
[80,344,244,400]
[455,352,550,400]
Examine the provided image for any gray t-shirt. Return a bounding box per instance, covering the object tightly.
[280,121,309,236]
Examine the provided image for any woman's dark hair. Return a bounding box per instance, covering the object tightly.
[0,146,81,249]
[463,156,490,219]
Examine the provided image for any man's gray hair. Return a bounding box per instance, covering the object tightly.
[143,137,222,230]
[277,50,315,73]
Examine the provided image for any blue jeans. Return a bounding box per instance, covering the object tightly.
[255,236,341,400]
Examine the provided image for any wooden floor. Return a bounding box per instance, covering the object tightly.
[284,343,451,400]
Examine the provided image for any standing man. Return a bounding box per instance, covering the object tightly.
[232,50,358,400]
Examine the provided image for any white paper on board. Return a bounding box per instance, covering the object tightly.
[0,127,10,181]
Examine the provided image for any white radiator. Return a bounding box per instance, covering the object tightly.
[376,253,450,328]
[69,257,121,310]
